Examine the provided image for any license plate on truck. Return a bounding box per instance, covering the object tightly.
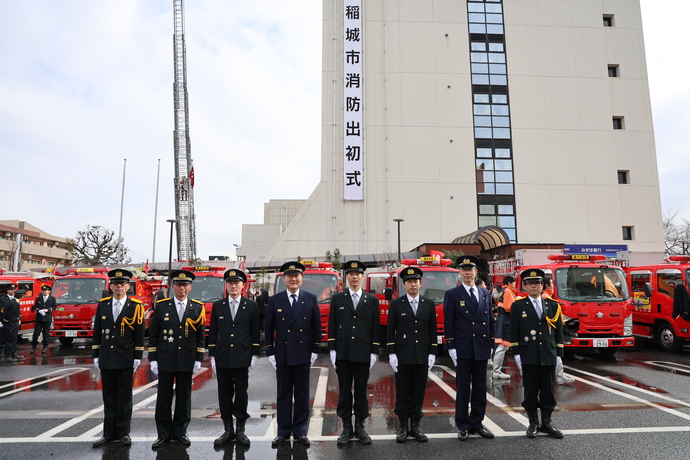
[65,331,78,337]
[593,338,608,347]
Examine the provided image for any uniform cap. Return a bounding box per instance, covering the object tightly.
[224,269,247,282]
[401,266,423,281]
[343,260,366,274]
[520,268,545,283]
[108,269,133,282]
[41,284,52,290]
[456,255,480,269]
[280,261,305,275]
[170,269,195,284]
[14,289,27,296]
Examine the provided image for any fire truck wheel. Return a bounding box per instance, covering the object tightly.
[59,337,75,346]
[656,324,680,353]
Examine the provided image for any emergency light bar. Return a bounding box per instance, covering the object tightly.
[547,254,607,262]
[182,266,225,272]
[301,260,333,269]
[71,267,110,274]
[402,257,453,266]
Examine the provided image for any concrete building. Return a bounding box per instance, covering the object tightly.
[243,0,664,260]
[0,221,72,272]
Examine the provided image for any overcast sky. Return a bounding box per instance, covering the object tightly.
[1,1,687,264]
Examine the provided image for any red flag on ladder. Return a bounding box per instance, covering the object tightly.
[189,168,195,188]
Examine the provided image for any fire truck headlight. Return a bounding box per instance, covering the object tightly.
[91,315,96,330]
[623,314,632,336]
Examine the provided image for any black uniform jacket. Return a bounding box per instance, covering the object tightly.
[92,297,145,369]
[443,285,494,360]
[510,296,564,366]
[265,290,322,366]
[148,297,206,372]
[1,298,21,329]
[208,295,260,368]
[327,290,380,362]
[387,295,437,365]
[32,295,57,323]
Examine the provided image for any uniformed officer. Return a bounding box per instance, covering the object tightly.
[209,268,260,447]
[1,287,25,362]
[91,269,145,447]
[31,284,56,356]
[328,260,380,445]
[511,269,565,438]
[387,266,437,442]
[443,255,495,441]
[0,283,17,358]
[265,261,321,448]
[149,269,206,449]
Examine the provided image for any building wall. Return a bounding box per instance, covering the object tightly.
[0,220,72,271]
[259,0,663,259]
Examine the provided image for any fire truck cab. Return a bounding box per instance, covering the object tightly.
[490,252,635,356]
[367,256,458,347]
[0,271,57,339]
[625,255,690,352]
[274,260,341,344]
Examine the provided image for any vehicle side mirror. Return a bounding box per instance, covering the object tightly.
[643,282,652,298]
[102,289,110,298]
[384,288,393,301]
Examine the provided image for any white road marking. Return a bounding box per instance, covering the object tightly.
[0,368,90,398]
[307,366,329,438]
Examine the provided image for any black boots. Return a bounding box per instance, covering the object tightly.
[337,417,354,445]
[213,418,236,446]
[409,418,428,442]
[396,417,408,443]
[354,416,372,444]
[235,418,250,446]
[539,411,564,438]
[526,410,539,438]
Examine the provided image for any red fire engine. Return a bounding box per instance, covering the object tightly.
[273,260,341,343]
[624,255,690,352]
[51,267,164,344]
[0,271,57,338]
[490,251,635,356]
[366,256,459,346]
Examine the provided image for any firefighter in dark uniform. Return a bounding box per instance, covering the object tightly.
[209,268,260,447]
[443,255,495,441]
[387,266,437,443]
[510,268,564,438]
[328,260,381,445]
[1,287,25,362]
[31,284,56,355]
[149,269,206,449]
[91,269,145,447]
[0,283,17,358]
[265,261,321,447]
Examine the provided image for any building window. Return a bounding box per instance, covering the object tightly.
[612,117,624,130]
[622,226,634,241]
[608,65,619,77]
[603,15,614,27]
[617,170,629,184]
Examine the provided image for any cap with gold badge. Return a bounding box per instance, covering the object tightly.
[280,261,305,275]
[401,266,423,282]
[343,260,366,274]
[520,268,545,283]
[170,269,195,284]
[224,269,247,283]
[456,255,480,269]
[108,269,133,282]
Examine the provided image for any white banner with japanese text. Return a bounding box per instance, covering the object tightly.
[343,0,363,200]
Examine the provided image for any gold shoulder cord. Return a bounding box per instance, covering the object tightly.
[184,307,206,337]
[120,302,145,336]
[545,303,562,335]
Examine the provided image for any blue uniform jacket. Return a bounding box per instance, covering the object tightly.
[443,285,494,360]
[265,290,321,366]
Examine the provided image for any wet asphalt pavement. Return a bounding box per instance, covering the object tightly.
[1,339,690,459]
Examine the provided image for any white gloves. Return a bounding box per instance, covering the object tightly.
[556,356,562,367]
[389,353,398,373]
[133,359,141,372]
[150,360,158,375]
[330,350,337,369]
[268,355,277,369]
[427,354,436,371]
[369,353,377,369]
[250,356,257,371]
[310,353,318,367]
[193,361,201,374]
[94,358,99,371]
[210,357,216,375]
[448,348,457,367]
[515,354,522,372]
[39,309,47,316]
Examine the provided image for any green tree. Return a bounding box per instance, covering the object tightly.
[442,250,465,269]
[325,248,343,270]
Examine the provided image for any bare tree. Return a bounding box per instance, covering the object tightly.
[663,208,690,255]
[67,225,130,266]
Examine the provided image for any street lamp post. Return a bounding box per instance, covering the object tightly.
[393,218,405,264]
[166,219,178,297]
